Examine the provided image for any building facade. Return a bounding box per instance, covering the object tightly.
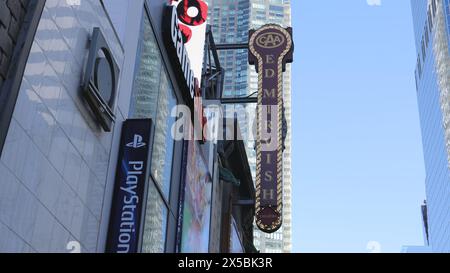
[0,0,125,252]
[411,0,450,252]
[0,0,255,253]
[401,245,433,253]
[401,201,432,253]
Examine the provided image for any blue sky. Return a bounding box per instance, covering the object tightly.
[291,0,427,252]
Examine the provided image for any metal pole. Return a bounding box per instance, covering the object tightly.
[215,43,249,50]
[221,97,257,104]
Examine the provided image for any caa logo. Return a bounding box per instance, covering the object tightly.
[169,0,208,43]
[256,32,286,49]
[126,135,146,149]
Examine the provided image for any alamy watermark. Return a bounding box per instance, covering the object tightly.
[366,241,382,253]
[169,98,281,152]
[66,241,82,253]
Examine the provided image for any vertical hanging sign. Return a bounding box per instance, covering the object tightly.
[249,25,293,233]
[163,1,208,128]
[106,119,153,253]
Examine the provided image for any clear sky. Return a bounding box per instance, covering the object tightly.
[291,0,427,253]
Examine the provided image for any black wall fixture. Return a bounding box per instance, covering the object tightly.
[82,27,119,132]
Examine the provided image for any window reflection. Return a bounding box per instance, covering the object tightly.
[150,71,177,199]
[129,13,162,120]
[129,9,176,201]
[141,182,168,253]
[129,9,177,253]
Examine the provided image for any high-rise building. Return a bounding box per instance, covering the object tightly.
[411,0,450,252]
[207,0,292,253]
[401,245,433,253]
[208,0,250,98]
[400,201,432,253]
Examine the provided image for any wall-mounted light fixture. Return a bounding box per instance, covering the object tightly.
[82,27,119,132]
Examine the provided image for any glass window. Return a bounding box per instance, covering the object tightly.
[150,70,177,199]
[129,13,162,120]
[129,8,178,253]
[129,10,176,201]
[141,182,168,253]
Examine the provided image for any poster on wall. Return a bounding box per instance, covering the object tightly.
[179,139,213,253]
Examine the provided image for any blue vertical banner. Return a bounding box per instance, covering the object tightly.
[106,119,153,253]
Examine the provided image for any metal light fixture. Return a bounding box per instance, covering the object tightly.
[82,27,119,132]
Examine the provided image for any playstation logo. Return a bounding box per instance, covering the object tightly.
[126,134,146,149]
